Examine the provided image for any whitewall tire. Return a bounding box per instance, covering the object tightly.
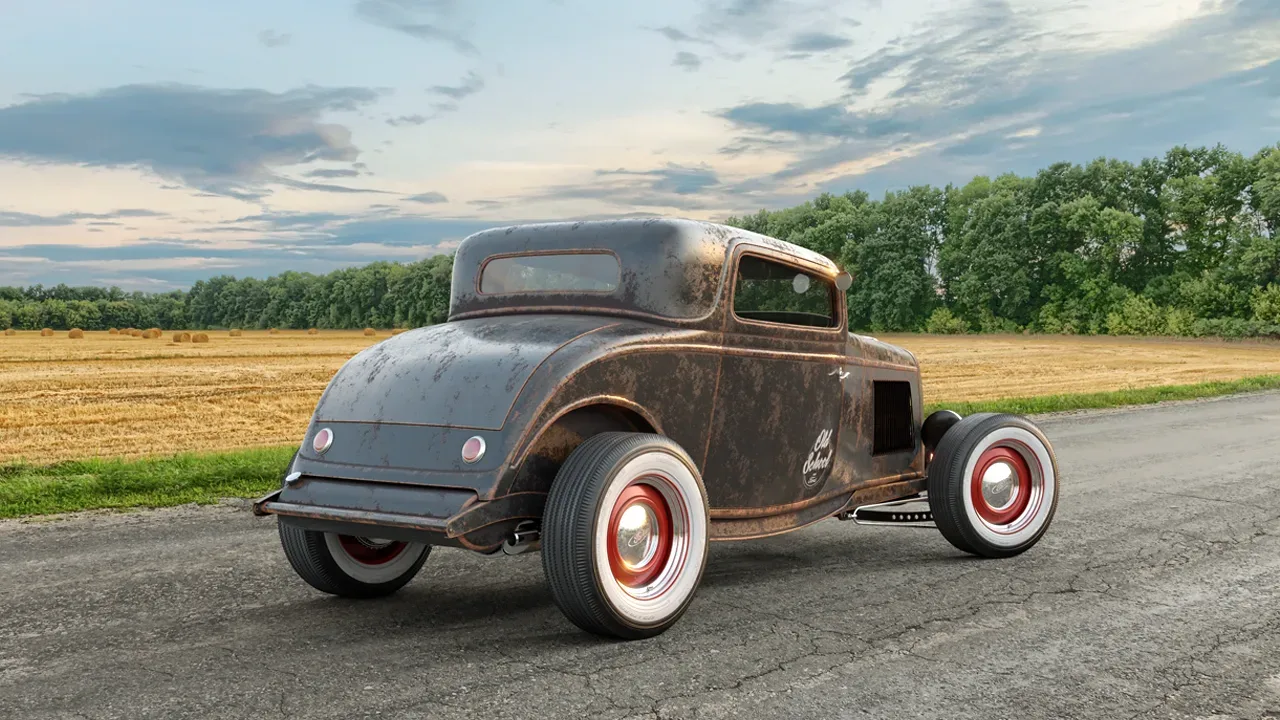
[542,432,710,639]
[279,521,431,598]
[927,413,1059,558]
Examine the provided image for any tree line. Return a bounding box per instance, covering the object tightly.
[3,143,1278,337]
[0,256,454,332]
[727,143,1280,338]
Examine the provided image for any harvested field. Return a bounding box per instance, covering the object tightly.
[2,330,1279,464]
[0,330,381,464]
[880,333,1280,404]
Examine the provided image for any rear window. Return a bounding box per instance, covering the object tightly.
[479,252,620,294]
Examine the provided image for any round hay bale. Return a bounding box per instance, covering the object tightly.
[192,333,210,344]
[5,328,17,336]
[308,328,319,335]
[130,329,142,337]
[229,329,243,337]
[146,327,162,337]
[141,329,160,339]
[173,332,191,343]
[268,328,280,335]
[68,328,85,339]
[40,328,54,337]
[363,327,376,336]
[108,328,119,335]
[390,328,406,335]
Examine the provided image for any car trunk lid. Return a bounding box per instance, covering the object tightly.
[313,314,615,430]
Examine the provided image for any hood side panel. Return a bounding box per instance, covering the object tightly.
[853,334,919,369]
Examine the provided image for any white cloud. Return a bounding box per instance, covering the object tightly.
[0,0,1276,288]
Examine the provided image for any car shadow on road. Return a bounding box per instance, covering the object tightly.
[234,526,981,656]
[302,578,555,627]
[696,529,976,592]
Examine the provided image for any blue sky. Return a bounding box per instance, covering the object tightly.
[1,0,1278,290]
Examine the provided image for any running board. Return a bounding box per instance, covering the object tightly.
[840,494,936,528]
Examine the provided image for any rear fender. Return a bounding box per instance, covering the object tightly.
[503,398,661,496]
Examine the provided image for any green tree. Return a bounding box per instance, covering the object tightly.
[925,307,967,334]
[852,186,943,331]
[940,175,1037,328]
[1106,295,1166,336]
[1253,144,1280,235]
[1252,284,1280,324]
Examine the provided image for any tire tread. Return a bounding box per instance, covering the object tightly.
[278,521,429,598]
[927,413,1059,558]
[541,432,707,639]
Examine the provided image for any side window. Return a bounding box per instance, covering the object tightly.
[732,254,837,329]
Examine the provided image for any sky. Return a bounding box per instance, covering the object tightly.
[0,0,1278,290]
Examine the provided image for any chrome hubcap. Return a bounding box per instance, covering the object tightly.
[981,461,1017,511]
[615,503,659,570]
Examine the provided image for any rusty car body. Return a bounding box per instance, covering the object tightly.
[255,218,1060,639]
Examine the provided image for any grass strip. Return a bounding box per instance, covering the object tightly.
[4,374,1279,520]
[0,446,296,519]
[923,374,1280,417]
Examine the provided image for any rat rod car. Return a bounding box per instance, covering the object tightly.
[253,218,1059,639]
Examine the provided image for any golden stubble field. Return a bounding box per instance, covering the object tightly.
[3,329,1280,464]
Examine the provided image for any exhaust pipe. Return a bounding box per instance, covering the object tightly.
[502,521,541,555]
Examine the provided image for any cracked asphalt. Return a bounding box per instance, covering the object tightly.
[3,392,1280,720]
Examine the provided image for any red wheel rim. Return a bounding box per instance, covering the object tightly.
[337,536,409,565]
[970,445,1033,526]
[606,480,674,588]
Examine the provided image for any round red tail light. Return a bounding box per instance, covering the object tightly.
[312,427,334,455]
[461,436,486,463]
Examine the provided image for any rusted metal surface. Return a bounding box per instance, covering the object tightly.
[449,219,734,325]
[251,489,282,516]
[272,476,474,519]
[262,502,451,532]
[705,478,927,541]
[311,314,619,429]
[708,470,926,520]
[708,492,852,541]
[444,491,546,537]
[839,476,930,515]
[268,218,932,550]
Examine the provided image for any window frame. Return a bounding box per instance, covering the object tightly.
[727,250,844,334]
[476,249,622,296]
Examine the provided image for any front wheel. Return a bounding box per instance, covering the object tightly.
[541,432,710,640]
[278,521,431,598]
[927,413,1059,558]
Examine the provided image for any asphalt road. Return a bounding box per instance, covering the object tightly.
[3,393,1280,720]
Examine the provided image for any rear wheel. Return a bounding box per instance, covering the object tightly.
[927,413,1059,558]
[278,521,431,598]
[541,432,710,640]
